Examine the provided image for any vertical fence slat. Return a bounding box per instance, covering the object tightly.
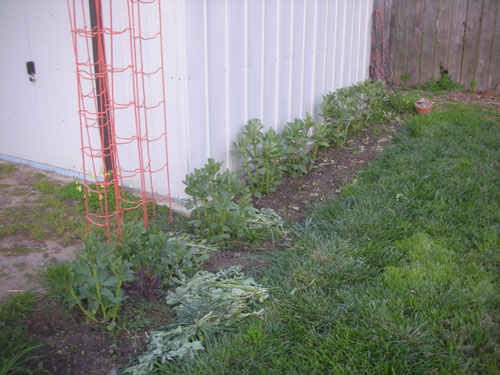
[382,0,393,80]
[407,0,425,86]
[420,0,439,84]
[386,0,398,82]
[475,0,497,92]
[487,1,500,93]
[460,0,484,89]
[393,0,410,86]
[447,0,468,83]
[434,0,454,78]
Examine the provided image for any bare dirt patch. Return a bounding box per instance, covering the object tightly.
[0,161,80,300]
[444,91,500,108]
[26,298,171,375]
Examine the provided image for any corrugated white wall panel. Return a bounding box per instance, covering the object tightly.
[0,0,373,200]
[0,1,81,172]
[182,0,374,193]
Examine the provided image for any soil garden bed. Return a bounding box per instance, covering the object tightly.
[3,89,498,375]
[0,119,399,375]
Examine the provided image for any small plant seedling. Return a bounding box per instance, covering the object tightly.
[400,72,410,86]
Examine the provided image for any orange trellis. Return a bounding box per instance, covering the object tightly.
[67,0,172,240]
[370,8,385,81]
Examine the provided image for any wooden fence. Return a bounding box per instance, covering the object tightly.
[372,0,500,94]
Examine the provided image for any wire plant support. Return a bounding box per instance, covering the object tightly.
[370,8,385,82]
[67,0,172,241]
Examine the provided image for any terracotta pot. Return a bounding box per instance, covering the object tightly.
[414,98,433,115]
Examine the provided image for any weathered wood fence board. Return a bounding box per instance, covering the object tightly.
[420,0,439,84]
[434,0,453,79]
[372,0,500,94]
[407,0,425,86]
[392,0,410,86]
[488,4,500,93]
[476,0,497,92]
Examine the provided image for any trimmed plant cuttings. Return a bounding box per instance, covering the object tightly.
[124,266,269,375]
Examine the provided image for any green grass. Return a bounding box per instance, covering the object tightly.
[41,261,72,303]
[0,164,16,174]
[155,105,500,374]
[0,292,42,375]
[1,174,188,245]
[0,177,88,244]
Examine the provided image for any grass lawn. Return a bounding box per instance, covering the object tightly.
[156,104,500,374]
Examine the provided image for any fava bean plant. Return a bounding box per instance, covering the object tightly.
[67,234,133,325]
[233,119,286,197]
[183,158,254,242]
[282,114,315,177]
[60,226,215,324]
[117,223,215,295]
[321,80,386,147]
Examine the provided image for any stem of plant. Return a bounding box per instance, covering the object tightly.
[252,143,259,175]
[193,199,201,222]
[111,276,122,322]
[69,287,97,322]
[92,267,107,321]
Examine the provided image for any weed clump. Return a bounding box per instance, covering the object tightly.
[416,67,464,93]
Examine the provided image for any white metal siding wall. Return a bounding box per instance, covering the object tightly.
[171,0,374,198]
[0,0,373,200]
[0,1,81,173]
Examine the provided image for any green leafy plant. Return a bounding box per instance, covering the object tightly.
[282,115,315,177]
[184,159,254,242]
[118,223,215,287]
[0,291,37,324]
[232,119,264,192]
[309,120,330,170]
[388,91,420,113]
[359,79,386,124]
[421,67,463,92]
[233,120,286,197]
[400,72,410,87]
[321,85,360,147]
[67,234,134,324]
[320,81,387,147]
[259,128,286,194]
[470,79,477,92]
